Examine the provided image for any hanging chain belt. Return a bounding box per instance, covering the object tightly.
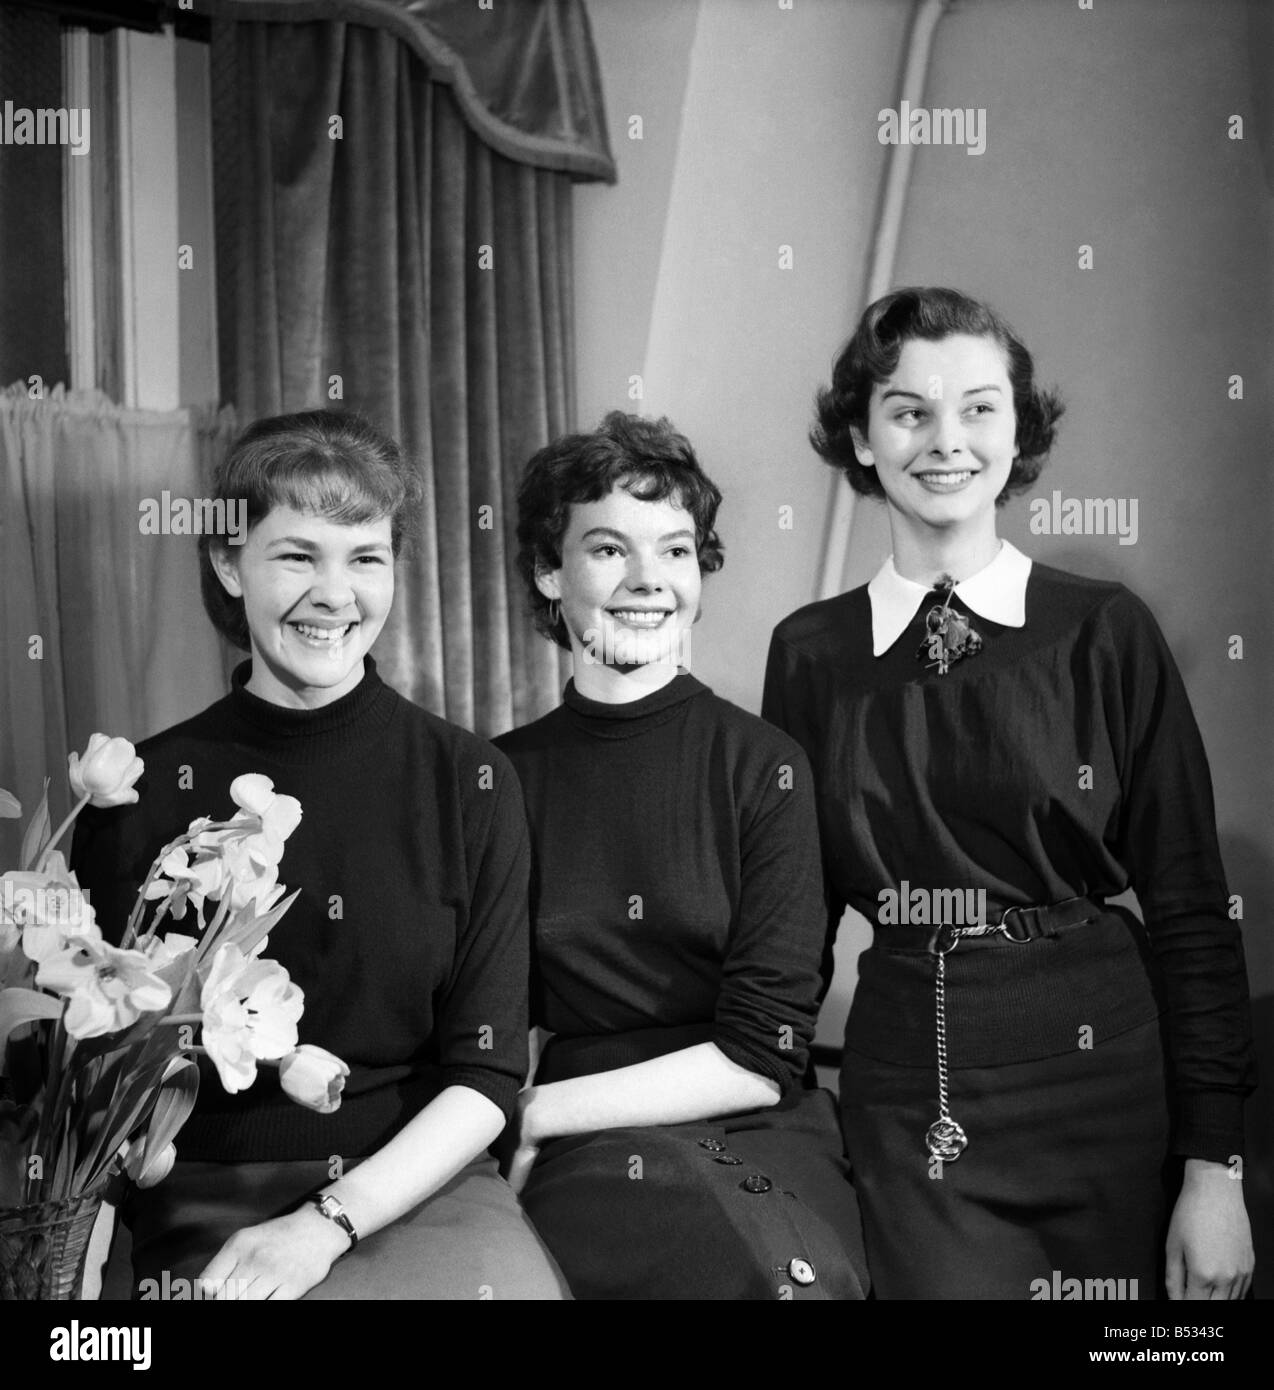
[881,896,1105,1163]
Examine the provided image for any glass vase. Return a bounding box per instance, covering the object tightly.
[0,1185,106,1300]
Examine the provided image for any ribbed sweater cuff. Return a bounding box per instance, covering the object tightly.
[1171,1091,1247,1163]
[713,1026,801,1099]
[444,1066,521,1125]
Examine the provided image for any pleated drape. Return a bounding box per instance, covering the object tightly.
[0,387,237,864]
[212,20,572,736]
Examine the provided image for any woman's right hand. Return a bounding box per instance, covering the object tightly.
[505,1087,542,1195]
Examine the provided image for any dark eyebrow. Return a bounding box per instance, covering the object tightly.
[268,536,390,554]
[579,527,697,544]
[880,384,1003,403]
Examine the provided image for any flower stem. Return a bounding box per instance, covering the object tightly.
[36,792,91,875]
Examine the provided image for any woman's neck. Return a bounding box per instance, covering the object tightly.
[569,654,682,705]
[888,515,1002,586]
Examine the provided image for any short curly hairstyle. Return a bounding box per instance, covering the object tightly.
[811,286,1064,504]
[198,410,420,651]
[515,411,725,650]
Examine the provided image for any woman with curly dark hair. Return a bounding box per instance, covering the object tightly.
[763,287,1255,1299]
[493,411,869,1299]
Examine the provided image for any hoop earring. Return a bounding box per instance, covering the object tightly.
[548,598,561,631]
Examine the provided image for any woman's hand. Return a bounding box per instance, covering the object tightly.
[504,1087,541,1197]
[1165,1159,1254,1299]
[197,1206,350,1300]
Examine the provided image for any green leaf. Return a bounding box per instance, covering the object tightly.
[0,987,63,1052]
[0,788,21,818]
[131,1056,199,1185]
[18,779,51,871]
[219,888,301,961]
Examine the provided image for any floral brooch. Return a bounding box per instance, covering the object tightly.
[917,575,982,675]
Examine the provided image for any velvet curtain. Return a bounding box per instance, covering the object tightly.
[212,17,580,736]
[0,387,238,865]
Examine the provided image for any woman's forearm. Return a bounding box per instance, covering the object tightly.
[521,1042,780,1145]
[318,1084,506,1241]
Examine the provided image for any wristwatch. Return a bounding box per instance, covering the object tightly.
[305,1192,359,1252]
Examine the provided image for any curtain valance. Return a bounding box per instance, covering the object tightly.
[206,0,616,181]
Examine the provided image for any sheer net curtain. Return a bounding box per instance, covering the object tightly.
[0,387,237,863]
[213,19,576,737]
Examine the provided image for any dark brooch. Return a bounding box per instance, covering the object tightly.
[916,575,982,676]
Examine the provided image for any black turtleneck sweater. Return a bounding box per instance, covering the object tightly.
[70,659,530,1162]
[492,674,826,1095]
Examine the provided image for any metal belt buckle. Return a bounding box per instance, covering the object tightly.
[999,905,1034,944]
[933,923,961,955]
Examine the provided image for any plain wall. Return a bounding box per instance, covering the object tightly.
[576,0,1272,1272]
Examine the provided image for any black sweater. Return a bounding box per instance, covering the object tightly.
[494,674,826,1095]
[763,564,1255,1162]
[71,659,530,1162]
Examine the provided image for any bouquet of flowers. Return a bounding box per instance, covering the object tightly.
[0,734,347,1297]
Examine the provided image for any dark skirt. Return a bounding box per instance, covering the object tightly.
[521,1082,870,1300]
[841,1015,1173,1299]
[123,1155,570,1301]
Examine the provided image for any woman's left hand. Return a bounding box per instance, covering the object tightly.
[1165,1159,1254,1299]
[197,1207,351,1300]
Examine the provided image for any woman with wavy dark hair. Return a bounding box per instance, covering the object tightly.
[72,410,568,1299]
[494,410,869,1300]
[763,287,1255,1300]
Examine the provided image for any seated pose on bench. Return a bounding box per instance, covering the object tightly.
[74,410,568,1300]
[495,412,869,1301]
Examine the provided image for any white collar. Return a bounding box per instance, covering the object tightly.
[867,539,1032,656]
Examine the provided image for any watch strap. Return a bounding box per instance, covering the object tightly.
[306,1192,358,1252]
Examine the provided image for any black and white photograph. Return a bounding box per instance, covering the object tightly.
[0,0,1269,1359]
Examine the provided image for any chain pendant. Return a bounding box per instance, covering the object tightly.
[928,947,968,1162]
[926,1116,968,1162]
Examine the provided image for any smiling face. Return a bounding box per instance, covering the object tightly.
[536,482,701,700]
[210,505,394,709]
[851,333,1019,540]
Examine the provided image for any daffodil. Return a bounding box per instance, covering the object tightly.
[36,937,172,1039]
[3,868,101,964]
[228,774,303,856]
[142,932,199,969]
[143,848,225,922]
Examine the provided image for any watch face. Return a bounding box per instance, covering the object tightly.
[317,1195,340,1217]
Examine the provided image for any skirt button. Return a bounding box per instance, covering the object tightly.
[741,1174,772,1194]
[787,1258,816,1286]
